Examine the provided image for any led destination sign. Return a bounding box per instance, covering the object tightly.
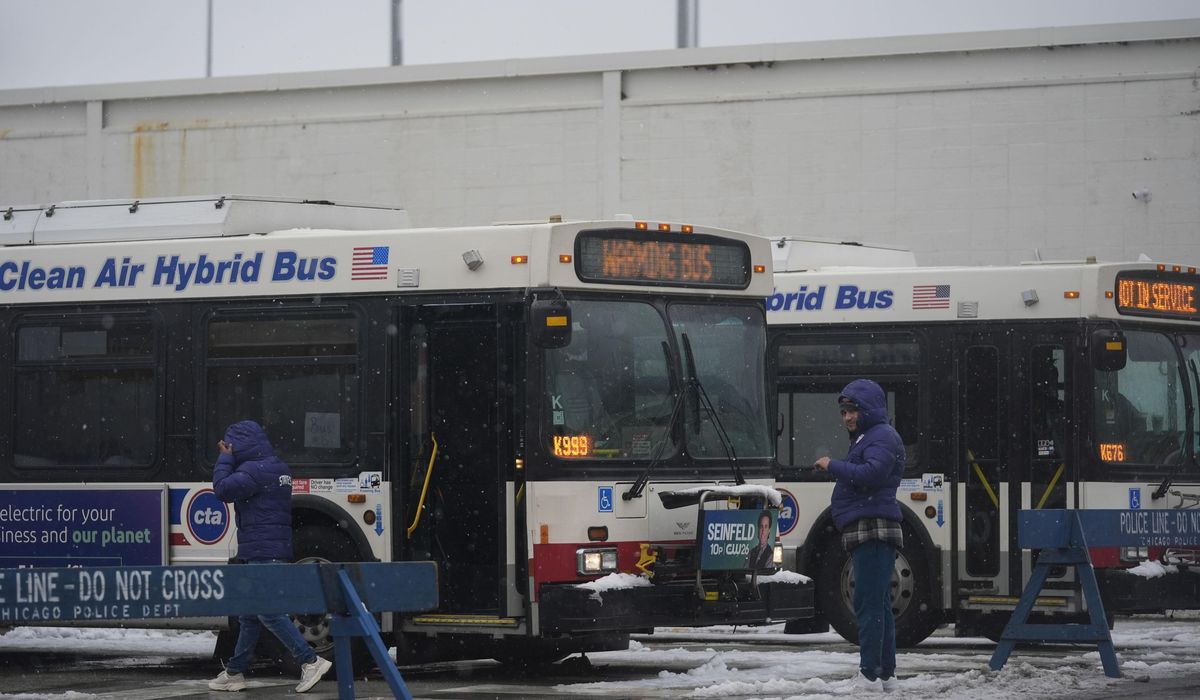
[1114,271,1199,322]
[576,230,751,289]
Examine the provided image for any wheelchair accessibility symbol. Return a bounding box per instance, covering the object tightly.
[598,486,614,513]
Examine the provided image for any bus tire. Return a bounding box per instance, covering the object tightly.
[262,524,372,673]
[816,527,939,648]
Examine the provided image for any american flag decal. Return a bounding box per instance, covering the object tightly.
[352,246,389,281]
[912,284,950,309]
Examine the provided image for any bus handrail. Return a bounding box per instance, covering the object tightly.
[406,433,438,539]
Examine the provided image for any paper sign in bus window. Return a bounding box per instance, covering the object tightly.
[304,412,341,449]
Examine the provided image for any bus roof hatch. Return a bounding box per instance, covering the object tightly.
[2,195,411,246]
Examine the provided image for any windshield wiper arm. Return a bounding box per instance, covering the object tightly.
[681,333,745,486]
[624,342,684,501]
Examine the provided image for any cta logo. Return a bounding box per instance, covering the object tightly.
[777,489,799,536]
[185,489,230,545]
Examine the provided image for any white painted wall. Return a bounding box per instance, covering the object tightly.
[1,21,1197,266]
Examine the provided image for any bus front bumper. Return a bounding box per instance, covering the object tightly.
[537,578,813,634]
[1098,567,1200,612]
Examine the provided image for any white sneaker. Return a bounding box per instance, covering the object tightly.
[208,670,247,692]
[881,676,898,692]
[296,656,333,693]
[850,671,881,692]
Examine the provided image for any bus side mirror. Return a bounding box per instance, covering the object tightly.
[530,297,572,349]
[1092,329,1127,372]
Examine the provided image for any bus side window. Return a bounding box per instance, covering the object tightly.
[204,310,359,467]
[888,381,921,475]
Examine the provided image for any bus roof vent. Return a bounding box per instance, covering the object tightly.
[0,204,42,246]
[4,195,411,246]
[771,237,917,272]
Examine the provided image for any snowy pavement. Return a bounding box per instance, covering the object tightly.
[1,615,1198,698]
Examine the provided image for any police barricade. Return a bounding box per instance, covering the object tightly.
[988,508,1200,679]
[0,561,437,700]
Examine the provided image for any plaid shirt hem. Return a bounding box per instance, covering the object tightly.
[841,517,904,552]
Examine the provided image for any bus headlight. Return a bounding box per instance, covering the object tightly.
[1120,546,1149,563]
[577,547,618,575]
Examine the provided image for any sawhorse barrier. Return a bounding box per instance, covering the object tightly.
[988,508,1184,679]
[0,561,437,699]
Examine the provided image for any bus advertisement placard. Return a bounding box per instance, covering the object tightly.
[0,487,166,567]
[698,509,777,570]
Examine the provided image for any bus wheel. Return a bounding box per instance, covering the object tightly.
[265,525,369,673]
[816,531,939,648]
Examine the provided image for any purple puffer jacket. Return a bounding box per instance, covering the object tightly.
[827,379,905,531]
[212,420,294,561]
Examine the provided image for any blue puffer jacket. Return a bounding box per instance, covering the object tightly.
[212,420,294,561]
[828,379,905,531]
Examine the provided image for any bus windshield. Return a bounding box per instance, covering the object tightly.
[670,303,771,459]
[542,299,770,462]
[1093,329,1200,472]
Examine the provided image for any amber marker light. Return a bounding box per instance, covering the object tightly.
[1190,267,1198,274]
[924,506,937,519]
[540,524,549,544]
[559,254,572,263]
[635,221,648,230]
[1105,291,1114,299]
[363,509,376,525]
[347,493,366,504]
[587,526,609,542]
[1157,264,1167,271]
[1064,291,1080,299]
[658,223,671,232]
[511,255,528,264]
[1174,265,1183,272]
[909,492,928,501]
[681,224,694,233]
[753,264,766,274]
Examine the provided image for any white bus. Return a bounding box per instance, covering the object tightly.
[0,196,809,665]
[768,238,1200,645]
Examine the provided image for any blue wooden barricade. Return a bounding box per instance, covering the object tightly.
[986,508,1194,679]
[0,561,437,699]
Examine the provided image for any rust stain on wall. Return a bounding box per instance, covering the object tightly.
[131,121,168,198]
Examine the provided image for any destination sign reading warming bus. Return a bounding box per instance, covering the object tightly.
[576,230,751,289]
[1114,270,1199,322]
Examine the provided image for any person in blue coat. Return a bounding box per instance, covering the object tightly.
[207,420,333,694]
[814,379,905,690]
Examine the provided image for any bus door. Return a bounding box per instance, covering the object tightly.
[406,303,513,616]
[954,333,1013,598]
[1019,332,1073,584]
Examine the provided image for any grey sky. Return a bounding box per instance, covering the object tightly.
[1,0,1198,91]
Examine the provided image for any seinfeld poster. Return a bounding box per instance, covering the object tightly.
[698,509,777,570]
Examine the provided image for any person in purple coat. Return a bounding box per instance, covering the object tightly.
[814,379,905,690]
[207,420,333,694]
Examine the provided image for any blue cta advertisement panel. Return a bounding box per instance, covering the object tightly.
[0,487,167,567]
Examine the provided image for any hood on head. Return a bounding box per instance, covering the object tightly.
[223,420,276,464]
[838,379,888,432]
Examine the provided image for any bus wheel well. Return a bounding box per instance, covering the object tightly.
[290,498,376,562]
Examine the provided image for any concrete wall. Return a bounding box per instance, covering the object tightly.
[2,20,1198,265]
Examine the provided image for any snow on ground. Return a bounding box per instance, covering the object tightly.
[2,615,1199,698]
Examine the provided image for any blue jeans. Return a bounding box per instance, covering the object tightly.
[225,559,318,674]
[852,539,896,681]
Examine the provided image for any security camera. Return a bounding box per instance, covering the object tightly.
[1132,189,1152,202]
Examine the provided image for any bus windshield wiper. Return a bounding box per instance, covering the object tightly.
[1152,344,1197,500]
[680,333,745,487]
[624,342,684,501]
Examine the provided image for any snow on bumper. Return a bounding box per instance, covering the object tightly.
[537,577,813,633]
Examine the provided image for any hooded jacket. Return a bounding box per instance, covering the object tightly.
[827,379,905,531]
[212,420,294,561]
